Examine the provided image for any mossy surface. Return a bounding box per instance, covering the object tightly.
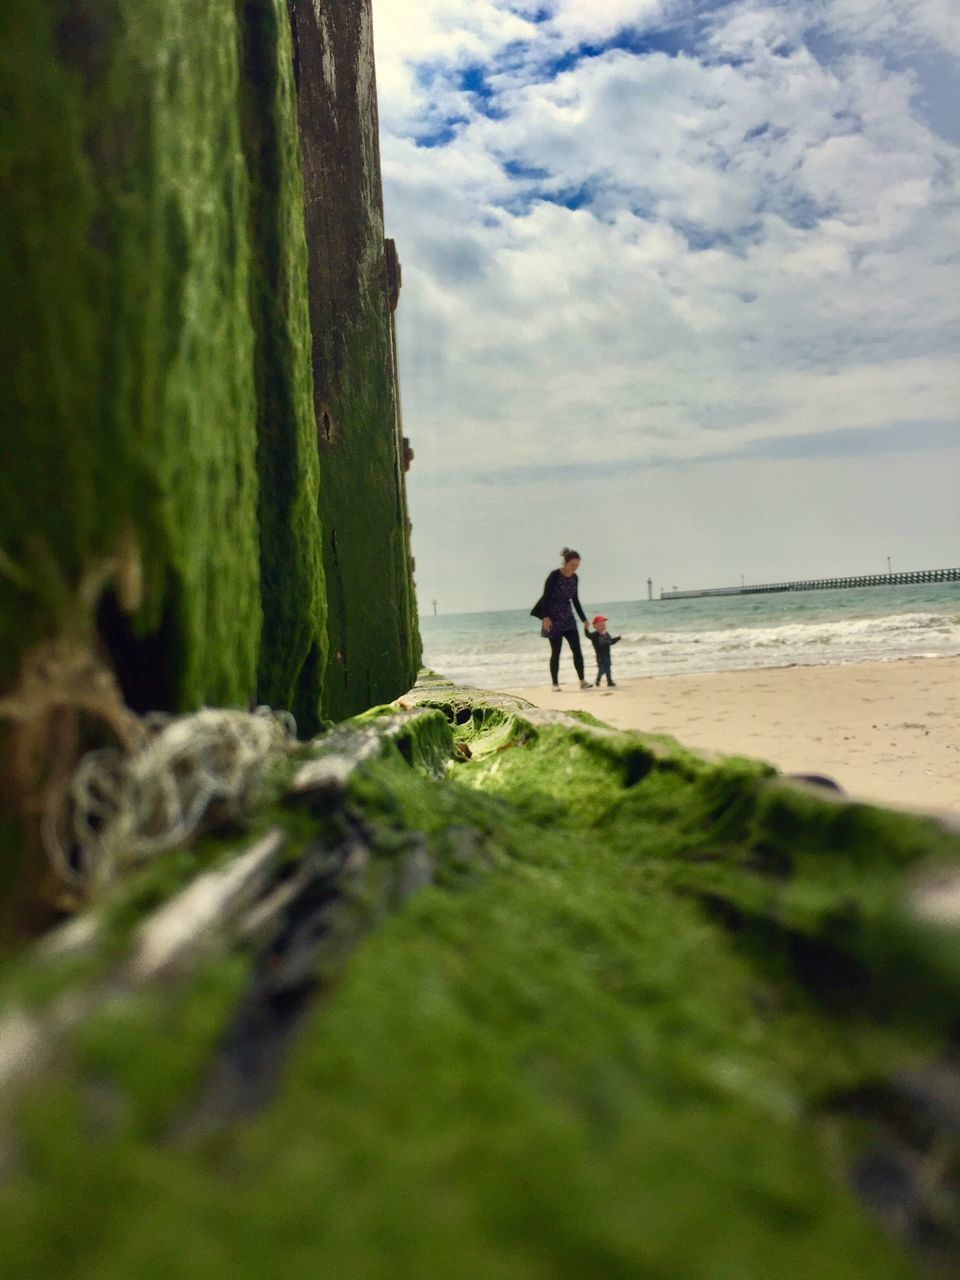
[237,0,328,736]
[0,0,262,709]
[287,0,421,720]
[1,691,958,1277]
[315,302,422,720]
[0,0,417,742]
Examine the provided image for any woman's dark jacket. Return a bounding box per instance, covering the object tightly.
[530,569,587,630]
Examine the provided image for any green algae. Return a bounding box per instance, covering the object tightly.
[313,293,422,720]
[237,0,328,736]
[0,0,262,710]
[285,0,421,719]
[0,0,425,931]
[1,694,958,1277]
[0,0,419,746]
[349,702,456,776]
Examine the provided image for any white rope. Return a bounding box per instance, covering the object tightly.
[53,707,297,891]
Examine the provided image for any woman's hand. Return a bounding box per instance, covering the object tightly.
[583,624,590,636]
[542,617,552,633]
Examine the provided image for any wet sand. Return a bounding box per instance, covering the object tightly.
[507,656,960,813]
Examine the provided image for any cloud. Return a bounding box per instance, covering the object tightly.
[373,1,960,609]
[541,0,671,45]
[826,0,960,58]
[702,0,960,61]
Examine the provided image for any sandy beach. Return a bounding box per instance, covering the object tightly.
[507,656,960,813]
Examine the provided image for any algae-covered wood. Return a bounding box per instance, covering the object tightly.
[287,0,421,720]
[0,0,263,711]
[0,684,958,1278]
[239,0,329,735]
[0,0,420,933]
[0,0,418,722]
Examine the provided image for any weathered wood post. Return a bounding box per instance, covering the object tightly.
[0,0,419,940]
[285,0,420,720]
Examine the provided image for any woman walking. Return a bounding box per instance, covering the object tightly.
[531,548,592,691]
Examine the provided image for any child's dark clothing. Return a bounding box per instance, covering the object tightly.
[586,628,620,686]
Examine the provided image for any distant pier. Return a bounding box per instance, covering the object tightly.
[660,567,960,601]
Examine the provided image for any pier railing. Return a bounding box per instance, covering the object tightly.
[659,567,960,601]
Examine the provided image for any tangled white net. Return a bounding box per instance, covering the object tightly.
[45,707,298,892]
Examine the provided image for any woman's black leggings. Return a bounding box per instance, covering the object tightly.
[548,628,584,683]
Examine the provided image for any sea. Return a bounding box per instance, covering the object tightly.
[419,583,960,690]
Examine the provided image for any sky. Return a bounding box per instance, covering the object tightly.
[371,0,960,613]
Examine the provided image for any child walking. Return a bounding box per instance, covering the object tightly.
[586,615,621,687]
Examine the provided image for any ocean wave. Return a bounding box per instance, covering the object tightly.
[421,598,960,688]
[620,611,959,651]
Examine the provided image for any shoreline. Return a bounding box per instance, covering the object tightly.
[506,654,960,813]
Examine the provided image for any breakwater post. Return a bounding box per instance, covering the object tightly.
[0,0,420,937]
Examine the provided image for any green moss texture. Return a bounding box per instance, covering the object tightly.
[2,688,959,1278]
[238,1,328,735]
[287,0,421,719]
[0,0,262,709]
[0,0,419,735]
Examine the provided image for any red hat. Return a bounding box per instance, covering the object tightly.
[592,614,607,625]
